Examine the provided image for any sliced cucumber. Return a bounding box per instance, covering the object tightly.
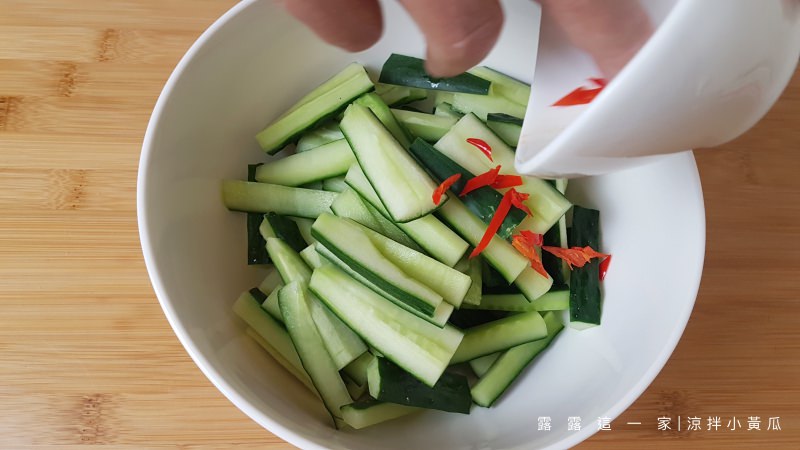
[331,188,420,251]
[449,92,526,121]
[232,290,310,389]
[342,351,375,387]
[340,398,420,430]
[311,213,444,315]
[266,237,312,284]
[222,180,336,219]
[344,164,468,267]
[513,266,553,302]
[296,121,344,153]
[434,102,464,120]
[257,268,282,295]
[309,264,464,387]
[322,175,348,193]
[471,311,563,407]
[450,310,547,364]
[367,357,471,414]
[375,82,428,107]
[436,196,528,283]
[246,164,270,264]
[468,67,531,106]
[308,290,368,370]
[434,114,572,233]
[469,353,500,378]
[486,113,522,148]
[259,213,307,253]
[379,54,490,95]
[341,103,441,223]
[356,223,472,308]
[408,137,526,239]
[261,284,283,323]
[456,257,482,306]
[462,289,569,312]
[278,282,352,425]
[569,206,602,329]
[542,211,570,286]
[300,244,324,269]
[315,243,454,328]
[355,92,413,148]
[254,139,354,186]
[391,109,457,142]
[245,327,315,393]
[256,63,373,154]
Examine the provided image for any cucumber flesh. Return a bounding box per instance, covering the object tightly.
[279,282,352,425]
[355,92,413,148]
[469,352,500,378]
[486,113,522,148]
[322,175,348,193]
[340,399,420,430]
[309,264,464,387]
[462,289,569,312]
[256,63,373,154]
[222,180,336,219]
[259,213,307,253]
[450,310,548,364]
[391,109,457,142]
[344,164,468,267]
[331,188,420,251]
[245,327,315,394]
[340,103,441,223]
[255,139,354,186]
[342,352,376,387]
[315,243,454,328]
[468,67,531,106]
[296,121,344,153]
[471,311,563,407]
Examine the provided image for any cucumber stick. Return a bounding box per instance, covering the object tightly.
[450,310,548,364]
[344,164,468,267]
[296,121,344,153]
[434,114,572,233]
[471,311,564,407]
[455,257,482,306]
[309,264,464,387]
[340,103,441,223]
[391,109,457,142]
[300,244,324,269]
[341,399,420,430]
[354,92,412,148]
[259,213,306,253]
[255,139,354,186]
[232,290,312,391]
[437,196,528,283]
[278,282,352,425]
[408,137,527,239]
[367,357,471,414]
[312,213,448,314]
[321,175,348,193]
[267,237,366,369]
[291,217,316,245]
[375,82,428,107]
[569,206,603,329]
[486,113,522,148]
[257,268,282,295]
[469,352,500,378]
[256,63,373,154]
[244,327,315,394]
[222,180,336,219]
[246,164,270,265]
[342,352,376,387]
[462,289,570,312]
[379,54,491,94]
[468,66,531,106]
[331,188,420,251]
[315,243,455,328]
[261,284,283,323]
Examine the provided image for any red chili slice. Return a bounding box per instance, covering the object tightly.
[460,165,501,197]
[466,138,493,161]
[432,173,461,205]
[490,174,523,189]
[511,232,548,278]
[599,254,612,281]
[552,78,607,107]
[508,189,533,216]
[541,245,610,269]
[469,188,517,259]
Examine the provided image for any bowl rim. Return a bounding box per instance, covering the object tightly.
[137,1,707,448]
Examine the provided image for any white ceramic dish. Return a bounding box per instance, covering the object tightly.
[137,1,705,448]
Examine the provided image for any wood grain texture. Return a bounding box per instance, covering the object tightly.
[0,1,797,448]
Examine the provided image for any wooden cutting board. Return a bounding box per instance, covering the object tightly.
[0,1,798,448]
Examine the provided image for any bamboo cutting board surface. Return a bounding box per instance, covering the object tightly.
[0,1,798,448]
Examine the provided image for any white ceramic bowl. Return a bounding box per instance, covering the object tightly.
[138,1,706,448]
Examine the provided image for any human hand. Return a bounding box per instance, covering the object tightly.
[283,0,653,78]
